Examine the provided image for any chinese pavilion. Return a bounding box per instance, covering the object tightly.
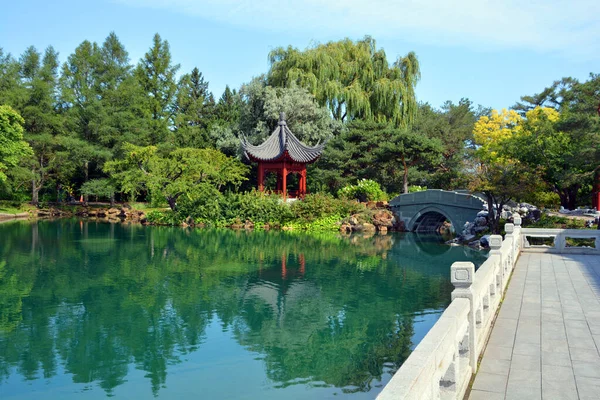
[241,113,325,200]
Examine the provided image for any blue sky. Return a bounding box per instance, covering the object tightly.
[1,0,598,110]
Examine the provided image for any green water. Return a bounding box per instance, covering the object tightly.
[0,220,486,399]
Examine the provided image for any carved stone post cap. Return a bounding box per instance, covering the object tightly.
[505,223,514,234]
[451,262,475,287]
[490,235,503,250]
[513,215,522,226]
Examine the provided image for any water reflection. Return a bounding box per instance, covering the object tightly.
[0,220,486,399]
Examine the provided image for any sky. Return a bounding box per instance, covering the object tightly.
[1,0,599,110]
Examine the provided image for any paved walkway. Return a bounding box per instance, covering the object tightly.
[469,252,600,400]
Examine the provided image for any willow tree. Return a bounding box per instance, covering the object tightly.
[267,36,420,127]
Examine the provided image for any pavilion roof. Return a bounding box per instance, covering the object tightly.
[241,113,325,163]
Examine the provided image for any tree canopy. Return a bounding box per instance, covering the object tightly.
[268,36,420,127]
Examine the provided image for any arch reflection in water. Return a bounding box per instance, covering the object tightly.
[0,220,487,399]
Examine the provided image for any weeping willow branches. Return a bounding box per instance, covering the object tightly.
[268,36,420,127]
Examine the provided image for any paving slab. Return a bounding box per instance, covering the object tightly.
[469,253,600,400]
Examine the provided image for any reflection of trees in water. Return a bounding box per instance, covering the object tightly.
[0,221,483,396]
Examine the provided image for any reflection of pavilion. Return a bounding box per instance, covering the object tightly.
[245,253,316,324]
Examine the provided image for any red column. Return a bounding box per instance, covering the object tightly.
[299,253,305,275]
[282,162,287,201]
[258,162,264,192]
[281,252,287,280]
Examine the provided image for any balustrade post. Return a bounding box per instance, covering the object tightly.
[489,235,503,296]
[451,262,477,373]
[513,216,522,256]
[505,223,515,273]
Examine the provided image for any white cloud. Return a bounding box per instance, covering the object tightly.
[116,0,600,55]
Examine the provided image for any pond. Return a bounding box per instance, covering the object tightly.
[0,220,487,399]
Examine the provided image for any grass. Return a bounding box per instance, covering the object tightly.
[524,214,590,229]
[0,201,32,215]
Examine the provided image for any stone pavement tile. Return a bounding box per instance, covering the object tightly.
[515,327,541,345]
[472,372,508,393]
[575,376,600,400]
[488,329,516,348]
[541,350,571,367]
[484,345,513,361]
[569,346,600,362]
[468,389,505,400]
[566,332,597,349]
[541,338,569,354]
[572,359,600,379]
[511,354,541,372]
[480,358,511,375]
[541,364,578,400]
[505,369,541,400]
[514,341,541,357]
[494,318,518,332]
[541,324,567,341]
[541,313,564,323]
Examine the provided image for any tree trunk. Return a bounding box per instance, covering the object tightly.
[31,175,39,206]
[110,193,115,208]
[83,161,89,203]
[484,191,500,234]
[166,196,177,211]
[402,155,409,194]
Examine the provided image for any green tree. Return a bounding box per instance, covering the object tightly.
[173,67,215,148]
[377,129,443,194]
[268,36,420,126]
[0,105,32,182]
[105,144,249,210]
[239,77,339,145]
[135,34,180,145]
[16,46,64,204]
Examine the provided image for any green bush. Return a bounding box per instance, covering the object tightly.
[290,193,363,222]
[337,179,387,202]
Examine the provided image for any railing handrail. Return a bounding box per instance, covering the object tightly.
[378,218,600,399]
[377,216,523,400]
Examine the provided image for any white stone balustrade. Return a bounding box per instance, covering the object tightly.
[378,218,600,400]
[521,227,600,254]
[378,219,523,400]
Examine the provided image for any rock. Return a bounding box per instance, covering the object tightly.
[377,226,388,234]
[376,201,388,208]
[107,208,120,215]
[340,223,352,233]
[372,210,394,227]
[230,223,243,229]
[477,210,489,217]
[468,240,481,248]
[244,220,254,230]
[480,235,491,248]
[530,209,541,221]
[473,226,489,233]
[362,223,376,232]
[349,216,359,225]
[366,201,378,209]
[462,234,475,242]
[475,216,487,226]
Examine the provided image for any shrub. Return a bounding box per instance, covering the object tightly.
[290,193,363,222]
[337,179,387,202]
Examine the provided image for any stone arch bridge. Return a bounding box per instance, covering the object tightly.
[390,190,485,232]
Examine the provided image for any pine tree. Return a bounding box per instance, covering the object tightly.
[135,33,179,145]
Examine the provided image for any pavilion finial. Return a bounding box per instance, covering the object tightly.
[279,112,286,125]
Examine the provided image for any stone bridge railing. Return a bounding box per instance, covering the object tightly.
[378,219,600,399]
[378,217,524,400]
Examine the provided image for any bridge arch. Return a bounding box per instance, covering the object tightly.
[390,190,485,233]
[408,206,458,233]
